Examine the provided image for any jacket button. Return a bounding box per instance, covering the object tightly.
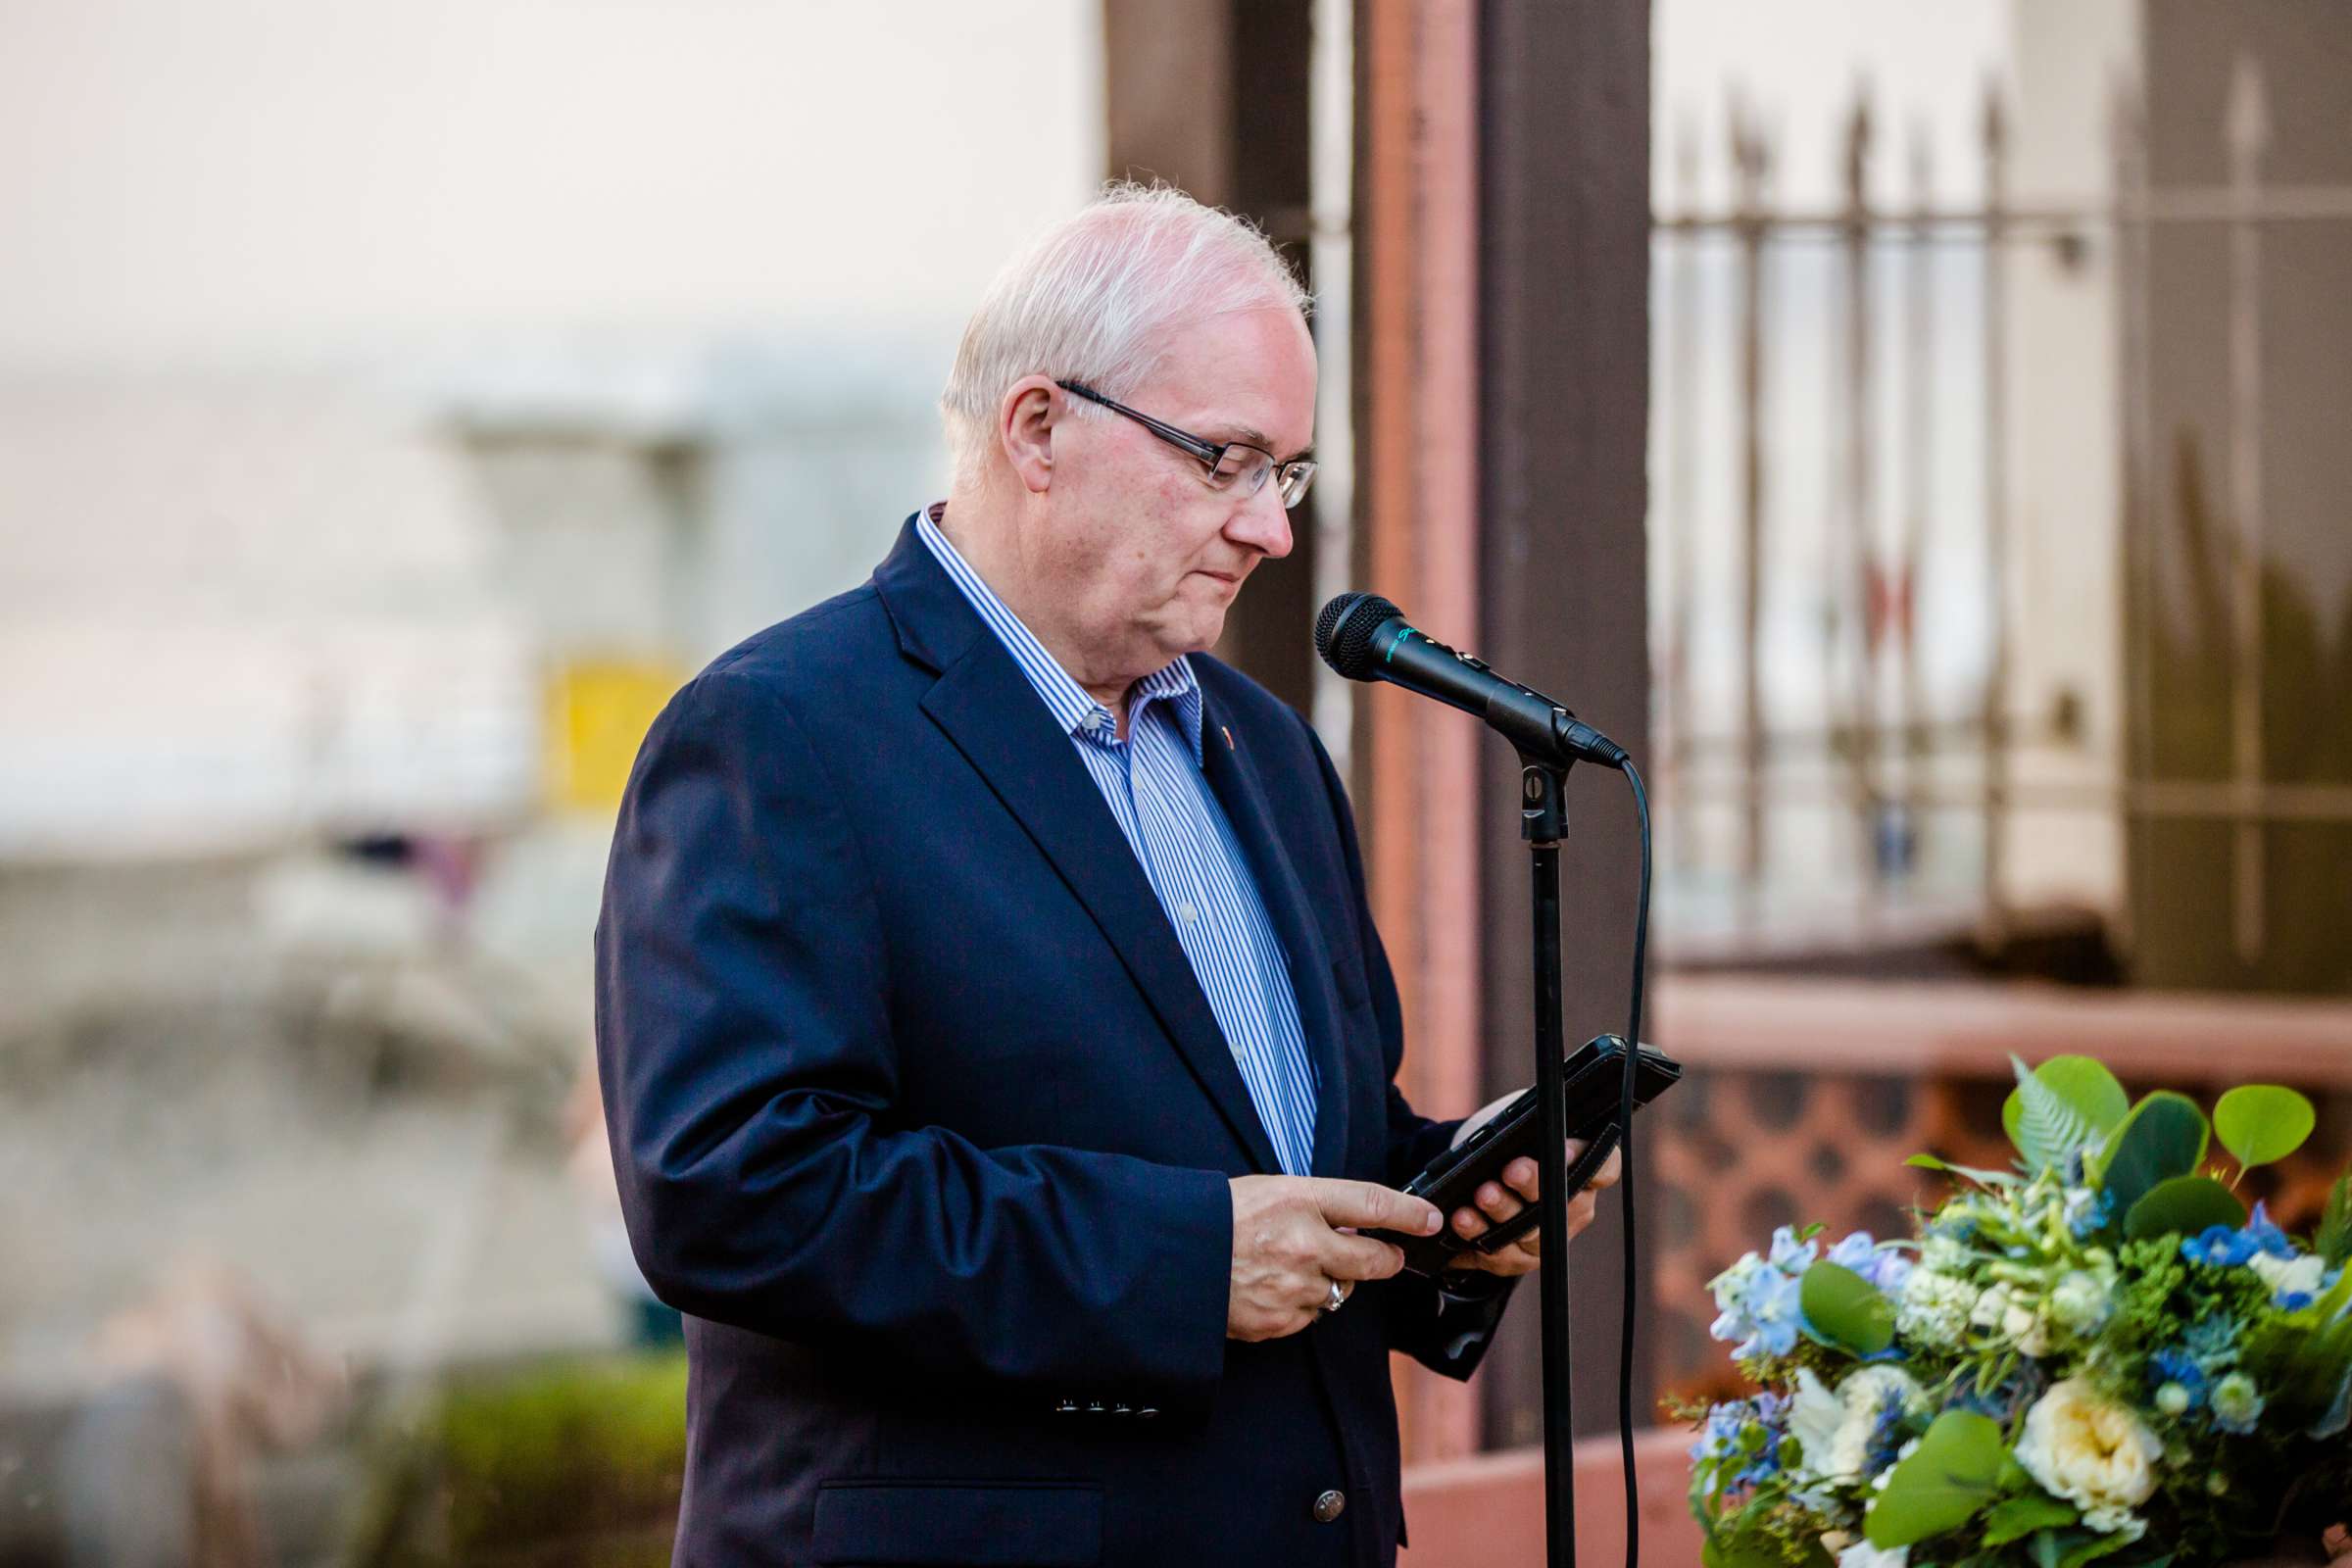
[1312,1490,1347,1524]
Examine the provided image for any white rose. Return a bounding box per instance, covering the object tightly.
[2015,1378,2159,1542]
[2249,1251,2326,1300]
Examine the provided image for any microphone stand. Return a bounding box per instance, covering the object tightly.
[1519,758,1579,1568]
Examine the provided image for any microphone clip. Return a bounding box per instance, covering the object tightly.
[1521,760,1570,845]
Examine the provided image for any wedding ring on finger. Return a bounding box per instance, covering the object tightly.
[1320,1278,1350,1314]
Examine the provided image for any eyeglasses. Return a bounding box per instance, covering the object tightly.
[1056,380,1317,510]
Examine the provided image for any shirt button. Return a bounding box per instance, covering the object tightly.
[1312,1490,1347,1524]
[1177,902,1199,924]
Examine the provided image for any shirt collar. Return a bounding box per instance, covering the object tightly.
[915,505,1203,762]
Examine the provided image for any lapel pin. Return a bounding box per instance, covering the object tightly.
[1221,724,1236,752]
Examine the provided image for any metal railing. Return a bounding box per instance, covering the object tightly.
[1649,62,2352,968]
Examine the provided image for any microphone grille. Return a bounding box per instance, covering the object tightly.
[1313,592,1404,682]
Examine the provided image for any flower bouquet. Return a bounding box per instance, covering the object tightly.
[1682,1056,2352,1568]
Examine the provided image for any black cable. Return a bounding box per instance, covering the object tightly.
[1617,760,1653,1568]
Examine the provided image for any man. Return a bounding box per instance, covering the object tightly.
[595,183,1619,1568]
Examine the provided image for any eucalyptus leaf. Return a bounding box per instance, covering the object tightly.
[2007,1054,2095,1172]
[1907,1153,1950,1170]
[2214,1085,2316,1169]
[2321,1172,2352,1268]
[2123,1175,2247,1241]
[1800,1260,1896,1356]
[1863,1410,2007,1548]
[1982,1494,2078,1547]
[2090,1092,2209,1217]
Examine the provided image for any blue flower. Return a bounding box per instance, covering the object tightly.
[2240,1201,2294,1259]
[1769,1226,1821,1272]
[2150,1348,2209,1409]
[2067,1189,2115,1239]
[1691,1394,1788,1491]
[2182,1224,2258,1267]
[1707,1251,1805,1360]
[1743,1270,1804,1358]
[1826,1231,1878,1270]
[1691,1401,1744,1462]
[2181,1315,2243,1368]
[2278,1291,2316,1311]
[1826,1231,1916,1295]
[1863,1396,1909,1477]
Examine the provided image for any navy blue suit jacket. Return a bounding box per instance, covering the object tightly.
[595,517,1516,1567]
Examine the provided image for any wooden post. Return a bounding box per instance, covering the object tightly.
[1356,0,1485,1466]
[1474,0,1653,1447]
[1102,0,1318,714]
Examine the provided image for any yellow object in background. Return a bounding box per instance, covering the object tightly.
[547,660,685,813]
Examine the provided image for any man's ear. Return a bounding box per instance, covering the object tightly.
[997,376,1061,496]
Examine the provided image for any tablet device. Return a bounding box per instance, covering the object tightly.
[1369,1034,1681,1276]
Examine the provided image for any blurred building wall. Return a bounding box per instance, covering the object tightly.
[0,0,1107,1415]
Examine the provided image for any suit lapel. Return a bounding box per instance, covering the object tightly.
[1199,690,1353,1180]
[876,519,1285,1176]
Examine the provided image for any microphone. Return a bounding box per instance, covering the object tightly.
[1313,592,1628,770]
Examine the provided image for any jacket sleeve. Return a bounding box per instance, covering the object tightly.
[1298,722,1520,1379]
[594,668,1234,1408]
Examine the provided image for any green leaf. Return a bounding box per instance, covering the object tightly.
[1982,1494,2079,1547]
[2090,1092,2209,1218]
[1702,1512,1791,1568]
[2058,1530,2134,1568]
[2003,1055,2130,1156]
[2123,1175,2248,1241]
[1863,1410,2008,1547]
[1800,1260,1896,1356]
[2006,1054,2096,1172]
[1910,1155,2025,1188]
[2321,1172,2352,1267]
[2214,1085,2316,1170]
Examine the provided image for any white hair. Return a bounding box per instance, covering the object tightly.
[940,181,1312,485]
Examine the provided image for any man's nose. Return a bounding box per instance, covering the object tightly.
[1230,481,1294,560]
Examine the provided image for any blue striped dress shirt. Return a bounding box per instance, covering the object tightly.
[915,508,1319,1176]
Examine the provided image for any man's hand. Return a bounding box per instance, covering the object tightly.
[1227,1177,1443,1341]
[1441,1093,1624,1278]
